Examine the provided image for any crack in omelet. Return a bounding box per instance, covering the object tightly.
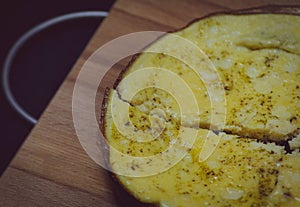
[104,90,300,207]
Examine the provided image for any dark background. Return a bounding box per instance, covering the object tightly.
[0,0,115,175]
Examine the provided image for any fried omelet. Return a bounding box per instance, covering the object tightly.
[102,7,300,207]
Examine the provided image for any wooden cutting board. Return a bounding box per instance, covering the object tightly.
[1,0,299,206]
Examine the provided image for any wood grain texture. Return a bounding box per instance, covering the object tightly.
[1,0,300,206]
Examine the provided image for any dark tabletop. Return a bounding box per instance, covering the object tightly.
[0,0,115,175]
